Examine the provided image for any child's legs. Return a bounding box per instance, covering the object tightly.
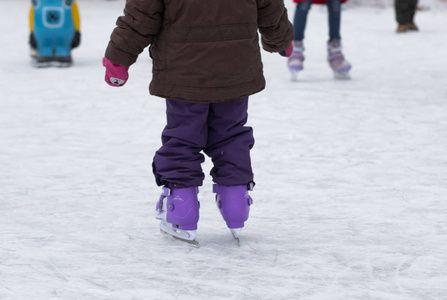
[327,0,342,41]
[204,97,254,186]
[153,99,209,189]
[293,0,312,41]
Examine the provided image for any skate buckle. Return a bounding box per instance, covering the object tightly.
[162,187,171,196]
[247,182,255,191]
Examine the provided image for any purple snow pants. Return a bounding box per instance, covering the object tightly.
[152,97,254,189]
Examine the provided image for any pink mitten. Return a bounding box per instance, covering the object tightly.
[279,42,294,58]
[102,57,129,87]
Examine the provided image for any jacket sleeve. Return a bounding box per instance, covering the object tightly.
[105,0,165,67]
[256,0,294,53]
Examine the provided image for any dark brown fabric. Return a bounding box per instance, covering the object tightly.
[105,0,294,103]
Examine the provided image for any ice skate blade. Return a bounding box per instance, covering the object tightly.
[230,228,242,246]
[289,69,303,81]
[234,237,240,246]
[290,71,299,82]
[160,229,199,247]
[159,220,199,247]
[333,71,351,80]
[230,228,242,238]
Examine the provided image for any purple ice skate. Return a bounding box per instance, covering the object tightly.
[287,40,305,81]
[154,187,200,245]
[213,183,254,242]
[327,39,352,79]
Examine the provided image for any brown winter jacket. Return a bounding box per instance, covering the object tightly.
[105,0,294,103]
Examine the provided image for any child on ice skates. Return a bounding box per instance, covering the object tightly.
[288,0,352,79]
[103,0,294,244]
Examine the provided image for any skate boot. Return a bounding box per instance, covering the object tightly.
[213,183,254,243]
[154,187,200,245]
[327,39,352,79]
[287,40,305,81]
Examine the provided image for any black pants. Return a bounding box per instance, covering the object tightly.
[395,0,418,24]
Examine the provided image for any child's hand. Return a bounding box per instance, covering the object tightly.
[279,42,293,58]
[102,57,129,87]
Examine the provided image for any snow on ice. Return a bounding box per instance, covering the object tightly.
[1,1,447,299]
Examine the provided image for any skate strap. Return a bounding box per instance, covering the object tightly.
[212,182,254,193]
[162,187,171,196]
[328,52,344,61]
[162,186,199,195]
[247,182,254,191]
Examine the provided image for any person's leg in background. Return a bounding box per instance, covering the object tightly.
[395,0,419,33]
[288,0,312,78]
[326,0,342,42]
[326,0,351,78]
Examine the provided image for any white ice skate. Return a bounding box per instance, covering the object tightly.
[327,39,352,80]
[288,41,305,81]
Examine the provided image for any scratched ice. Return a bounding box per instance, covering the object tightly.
[1,1,446,299]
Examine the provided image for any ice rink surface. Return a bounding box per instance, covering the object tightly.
[1,1,446,299]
